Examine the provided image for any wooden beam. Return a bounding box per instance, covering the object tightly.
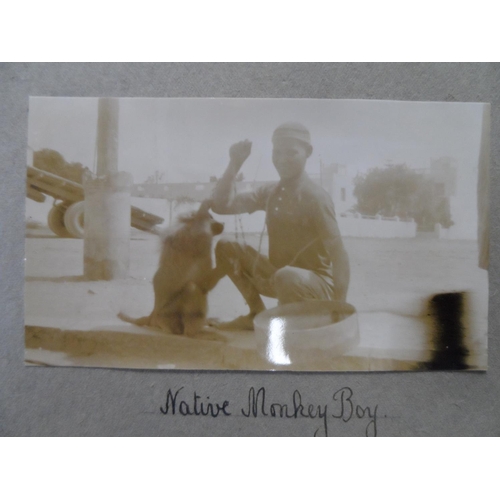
[26,185,46,203]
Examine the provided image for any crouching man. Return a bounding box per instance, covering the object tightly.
[210,122,350,331]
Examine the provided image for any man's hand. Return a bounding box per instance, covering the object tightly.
[229,140,252,169]
[211,140,252,214]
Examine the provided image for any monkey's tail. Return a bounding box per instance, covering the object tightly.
[117,311,151,327]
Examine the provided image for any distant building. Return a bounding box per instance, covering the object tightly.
[414,157,458,197]
[318,161,356,214]
[134,162,357,216]
[429,157,458,197]
[131,180,272,232]
[412,157,477,239]
[427,157,475,240]
[132,180,274,203]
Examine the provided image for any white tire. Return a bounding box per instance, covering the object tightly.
[63,201,85,238]
[47,203,71,238]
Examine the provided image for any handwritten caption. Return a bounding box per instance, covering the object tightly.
[160,386,379,437]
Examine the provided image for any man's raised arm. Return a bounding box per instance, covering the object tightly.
[211,140,253,215]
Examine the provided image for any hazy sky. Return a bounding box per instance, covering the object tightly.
[28,97,485,185]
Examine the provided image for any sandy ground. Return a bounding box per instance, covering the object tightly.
[24,226,488,371]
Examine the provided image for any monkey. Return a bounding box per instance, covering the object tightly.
[118,200,224,337]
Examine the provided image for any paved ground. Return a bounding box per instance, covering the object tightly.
[24,227,488,371]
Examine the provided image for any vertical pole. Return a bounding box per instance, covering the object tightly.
[84,98,132,280]
[96,98,119,176]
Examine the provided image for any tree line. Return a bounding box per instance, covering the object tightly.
[353,164,453,231]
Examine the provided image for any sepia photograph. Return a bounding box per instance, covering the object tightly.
[24,97,489,371]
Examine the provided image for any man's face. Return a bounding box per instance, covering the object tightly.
[272,138,312,180]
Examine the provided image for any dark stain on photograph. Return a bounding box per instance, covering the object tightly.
[423,291,470,370]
